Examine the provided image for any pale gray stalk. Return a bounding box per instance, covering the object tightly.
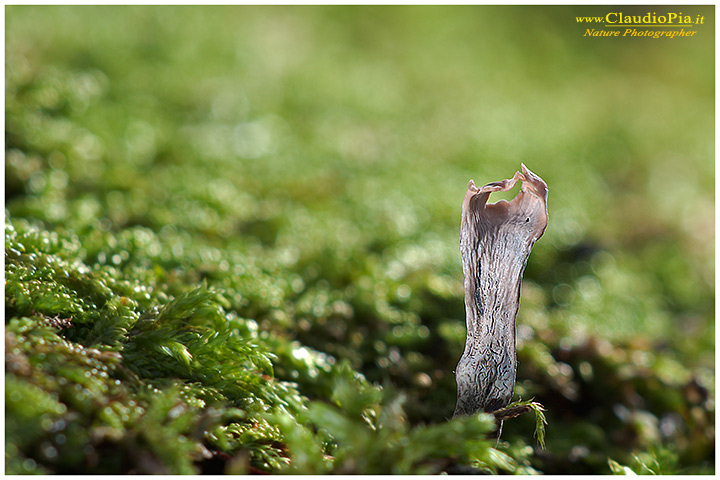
[454,164,548,417]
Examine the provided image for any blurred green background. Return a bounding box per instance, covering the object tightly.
[5,5,714,474]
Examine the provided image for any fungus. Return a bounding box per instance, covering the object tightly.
[454,164,548,417]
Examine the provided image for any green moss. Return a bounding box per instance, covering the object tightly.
[5,5,714,475]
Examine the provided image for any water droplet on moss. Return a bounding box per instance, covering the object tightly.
[41,443,58,460]
[22,458,36,471]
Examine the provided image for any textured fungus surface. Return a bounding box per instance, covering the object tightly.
[454,164,548,417]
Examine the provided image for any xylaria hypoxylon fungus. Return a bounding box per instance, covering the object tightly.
[454,164,548,417]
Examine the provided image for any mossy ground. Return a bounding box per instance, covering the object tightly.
[5,5,715,474]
